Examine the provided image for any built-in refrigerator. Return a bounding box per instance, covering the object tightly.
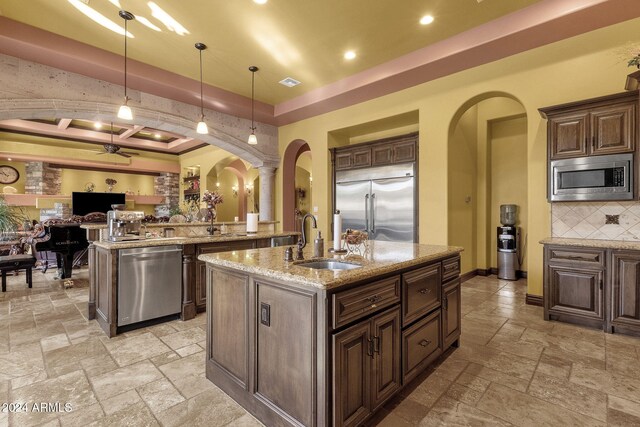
[335,164,415,242]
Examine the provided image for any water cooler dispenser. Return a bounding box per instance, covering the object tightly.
[497,205,519,280]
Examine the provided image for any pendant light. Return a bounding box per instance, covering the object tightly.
[117,10,134,120]
[195,42,209,134]
[248,66,259,145]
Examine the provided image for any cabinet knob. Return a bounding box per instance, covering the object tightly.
[418,288,431,294]
[367,295,380,303]
[419,339,431,347]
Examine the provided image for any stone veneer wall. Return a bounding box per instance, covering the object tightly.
[154,172,179,217]
[24,162,61,194]
[551,201,640,241]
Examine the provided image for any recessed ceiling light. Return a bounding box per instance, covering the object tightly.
[279,77,301,87]
[344,50,356,60]
[68,0,133,37]
[108,0,121,7]
[7,158,12,161]
[154,133,161,139]
[420,15,434,25]
[253,0,268,4]
[94,122,103,129]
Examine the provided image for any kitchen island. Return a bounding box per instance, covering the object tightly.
[200,241,462,427]
[88,231,297,337]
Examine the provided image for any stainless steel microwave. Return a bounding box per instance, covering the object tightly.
[549,153,633,201]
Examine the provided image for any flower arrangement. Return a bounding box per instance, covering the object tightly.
[202,190,223,207]
[105,178,117,186]
[629,53,640,69]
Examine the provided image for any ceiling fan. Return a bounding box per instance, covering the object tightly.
[94,123,140,158]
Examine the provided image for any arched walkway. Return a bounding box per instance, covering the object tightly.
[282,140,310,231]
[447,92,528,276]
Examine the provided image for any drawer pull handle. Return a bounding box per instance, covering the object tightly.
[366,295,380,303]
[418,288,431,294]
[419,339,431,347]
[445,264,457,271]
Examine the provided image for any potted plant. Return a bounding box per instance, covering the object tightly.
[0,195,26,236]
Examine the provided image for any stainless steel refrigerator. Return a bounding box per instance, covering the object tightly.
[335,164,415,242]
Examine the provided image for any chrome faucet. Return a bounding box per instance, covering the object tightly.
[300,213,317,249]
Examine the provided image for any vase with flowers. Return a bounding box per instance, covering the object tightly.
[202,190,223,235]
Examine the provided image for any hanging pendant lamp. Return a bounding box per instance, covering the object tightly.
[247,66,259,145]
[117,10,135,120]
[195,43,209,134]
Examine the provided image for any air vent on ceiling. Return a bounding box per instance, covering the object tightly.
[279,77,301,87]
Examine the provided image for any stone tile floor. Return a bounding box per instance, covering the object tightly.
[1,268,639,426]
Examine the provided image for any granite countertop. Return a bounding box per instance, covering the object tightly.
[93,231,298,250]
[198,241,463,290]
[81,221,279,230]
[540,237,640,250]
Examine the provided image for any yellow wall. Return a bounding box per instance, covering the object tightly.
[448,106,478,274]
[276,17,640,297]
[489,116,528,271]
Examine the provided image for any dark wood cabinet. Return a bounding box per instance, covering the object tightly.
[546,264,603,321]
[335,147,372,170]
[544,245,606,330]
[610,251,640,335]
[206,252,461,427]
[333,321,371,427]
[195,240,257,311]
[442,278,461,349]
[333,306,400,427]
[540,91,637,160]
[333,133,417,171]
[402,263,441,326]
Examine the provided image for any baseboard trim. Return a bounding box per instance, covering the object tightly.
[526,293,543,306]
[460,270,478,283]
[462,268,528,282]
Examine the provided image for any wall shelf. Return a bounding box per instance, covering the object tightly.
[4,193,165,207]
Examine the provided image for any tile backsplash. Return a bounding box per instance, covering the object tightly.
[552,201,640,241]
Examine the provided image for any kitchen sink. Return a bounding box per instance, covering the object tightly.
[295,260,362,270]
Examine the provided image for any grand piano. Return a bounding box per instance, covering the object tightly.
[33,222,88,279]
[25,212,106,279]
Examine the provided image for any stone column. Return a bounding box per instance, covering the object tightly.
[154,172,180,217]
[258,166,276,221]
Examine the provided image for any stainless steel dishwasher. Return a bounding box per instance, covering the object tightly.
[118,245,182,326]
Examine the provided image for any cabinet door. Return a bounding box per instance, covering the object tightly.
[352,148,372,168]
[393,139,416,163]
[547,264,603,320]
[402,263,441,326]
[335,151,353,170]
[442,279,461,349]
[333,322,372,427]
[549,113,588,159]
[196,241,258,310]
[371,144,393,166]
[611,252,640,330]
[590,103,635,155]
[371,307,401,410]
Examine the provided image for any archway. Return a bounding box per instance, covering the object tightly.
[447,92,528,278]
[282,140,310,231]
[205,157,250,221]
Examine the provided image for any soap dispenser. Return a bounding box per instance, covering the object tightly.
[314,231,324,258]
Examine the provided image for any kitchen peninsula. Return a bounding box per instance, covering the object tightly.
[86,223,297,337]
[200,241,462,427]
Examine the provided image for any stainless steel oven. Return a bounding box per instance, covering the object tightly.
[549,153,633,201]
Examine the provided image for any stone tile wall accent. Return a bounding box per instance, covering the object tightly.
[551,201,640,241]
[154,173,179,217]
[25,162,61,194]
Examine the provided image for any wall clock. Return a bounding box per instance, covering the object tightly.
[0,165,19,184]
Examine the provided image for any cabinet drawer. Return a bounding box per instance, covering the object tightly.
[333,276,400,329]
[442,256,460,281]
[402,310,441,383]
[546,246,605,267]
[402,263,441,326]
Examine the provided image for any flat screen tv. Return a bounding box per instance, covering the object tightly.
[72,192,126,216]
